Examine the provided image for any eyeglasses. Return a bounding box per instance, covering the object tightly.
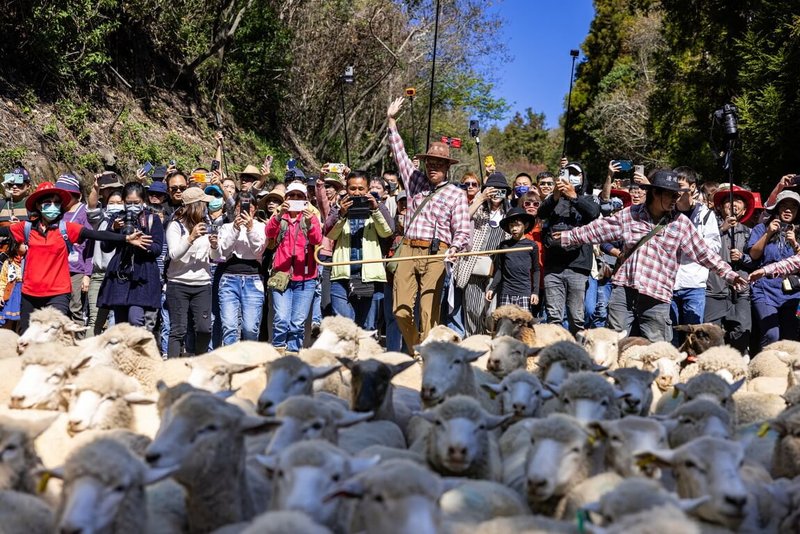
[169,186,188,193]
[462,181,479,188]
[523,200,541,208]
[538,181,554,187]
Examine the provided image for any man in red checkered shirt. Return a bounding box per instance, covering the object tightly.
[386,97,472,351]
[556,169,748,341]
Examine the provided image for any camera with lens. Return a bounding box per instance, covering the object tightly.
[714,104,738,139]
[121,209,140,236]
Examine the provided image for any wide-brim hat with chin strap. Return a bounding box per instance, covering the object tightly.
[26,182,73,212]
[237,164,262,181]
[415,141,459,165]
[713,185,756,224]
[766,190,800,221]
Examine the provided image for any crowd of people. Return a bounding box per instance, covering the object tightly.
[3,96,800,358]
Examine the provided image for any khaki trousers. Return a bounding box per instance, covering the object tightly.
[392,244,446,352]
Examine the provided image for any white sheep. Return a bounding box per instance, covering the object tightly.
[145,391,281,532]
[550,371,625,422]
[9,343,86,410]
[605,368,658,416]
[658,398,733,448]
[240,510,333,534]
[483,336,538,379]
[679,345,749,383]
[0,330,20,359]
[577,327,625,370]
[654,372,745,419]
[257,439,378,532]
[415,395,509,481]
[769,404,800,479]
[0,489,56,534]
[480,370,552,420]
[0,414,57,494]
[256,355,342,415]
[47,436,176,533]
[618,341,687,397]
[16,306,84,353]
[417,341,498,413]
[311,316,383,357]
[534,340,603,388]
[587,417,668,477]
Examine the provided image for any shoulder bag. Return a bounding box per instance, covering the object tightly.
[267,222,301,292]
[386,185,447,273]
[611,216,668,276]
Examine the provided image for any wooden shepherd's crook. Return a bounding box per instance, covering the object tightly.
[314,246,533,268]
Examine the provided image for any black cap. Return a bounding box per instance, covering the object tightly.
[645,170,680,192]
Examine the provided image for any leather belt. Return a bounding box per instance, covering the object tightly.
[402,238,449,250]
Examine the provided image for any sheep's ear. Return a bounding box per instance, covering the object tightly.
[676,351,689,364]
[481,383,503,398]
[729,377,746,394]
[526,347,541,358]
[390,360,417,377]
[677,495,710,514]
[336,357,356,370]
[224,363,260,376]
[540,387,553,400]
[544,382,561,396]
[575,331,585,344]
[69,355,93,373]
[483,414,513,431]
[649,369,660,381]
[312,364,341,380]
[672,383,686,398]
[335,410,374,428]
[214,389,237,400]
[617,330,627,340]
[324,479,365,501]
[358,329,378,340]
[587,421,608,440]
[349,455,380,474]
[788,370,799,387]
[156,380,168,393]
[123,392,156,405]
[634,449,675,469]
[143,465,179,485]
[239,415,282,435]
[24,414,59,439]
[461,348,484,363]
[255,454,278,474]
[65,322,89,334]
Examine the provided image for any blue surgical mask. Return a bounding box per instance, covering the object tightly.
[514,185,530,197]
[126,204,143,215]
[106,204,123,214]
[41,204,61,222]
[209,198,224,211]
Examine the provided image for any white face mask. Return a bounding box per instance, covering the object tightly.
[569,174,582,189]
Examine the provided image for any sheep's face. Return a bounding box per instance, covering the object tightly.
[0,428,32,491]
[770,410,800,478]
[66,389,132,436]
[675,324,724,356]
[607,369,657,416]
[10,362,71,410]
[428,416,487,475]
[266,402,371,455]
[665,402,732,448]
[186,360,258,394]
[349,361,391,413]
[591,419,667,477]
[59,475,131,533]
[258,359,324,416]
[484,376,550,419]
[418,344,482,408]
[578,330,623,368]
[652,358,680,391]
[356,492,441,534]
[526,434,590,503]
[641,438,748,529]
[486,337,532,379]
[17,314,80,353]
[493,316,527,339]
[558,391,615,423]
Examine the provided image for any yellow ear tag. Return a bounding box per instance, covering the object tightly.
[37,472,52,494]
[757,422,771,438]
[636,455,654,469]
[586,434,596,446]
[487,390,497,401]
[672,388,680,399]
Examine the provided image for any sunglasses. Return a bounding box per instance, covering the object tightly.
[169,186,188,193]
[523,200,541,208]
[462,181,479,188]
[538,181,554,187]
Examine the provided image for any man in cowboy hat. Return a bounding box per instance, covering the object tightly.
[237,164,263,194]
[386,96,472,351]
[704,185,756,353]
[556,169,748,342]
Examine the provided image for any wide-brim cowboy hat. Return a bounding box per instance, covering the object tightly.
[500,207,536,234]
[263,183,286,204]
[765,190,800,223]
[415,141,459,165]
[713,185,756,224]
[609,189,632,208]
[26,182,73,212]
[237,164,262,180]
[642,170,680,192]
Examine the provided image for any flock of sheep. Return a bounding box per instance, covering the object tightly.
[1,304,800,533]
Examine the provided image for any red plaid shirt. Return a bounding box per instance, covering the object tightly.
[561,205,737,303]
[763,253,800,278]
[387,125,471,251]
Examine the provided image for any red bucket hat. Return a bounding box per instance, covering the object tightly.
[25,182,73,213]
[610,188,632,208]
[713,185,755,224]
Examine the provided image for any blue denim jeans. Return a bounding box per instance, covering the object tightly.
[219,274,266,346]
[365,285,384,332]
[384,277,403,352]
[585,278,612,328]
[442,278,466,339]
[312,266,323,325]
[160,290,169,355]
[272,279,316,352]
[330,279,373,329]
[670,287,707,346]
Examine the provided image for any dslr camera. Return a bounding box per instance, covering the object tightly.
[714,104,739,139]
[118,209,142,236]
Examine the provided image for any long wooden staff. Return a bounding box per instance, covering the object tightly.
[314,246,533,268]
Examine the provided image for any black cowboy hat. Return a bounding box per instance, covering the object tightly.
[643,170,681,192]
[500,207,536,234]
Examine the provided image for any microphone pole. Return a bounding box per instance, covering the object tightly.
[562,49,580,159]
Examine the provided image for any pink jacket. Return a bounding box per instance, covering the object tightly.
[265,213,323,281]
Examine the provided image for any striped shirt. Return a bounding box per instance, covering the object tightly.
[561,204,737,303]
[387,125,471,251]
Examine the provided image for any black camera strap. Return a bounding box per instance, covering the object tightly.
[405,184,447,239]
[611,216,668,276]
